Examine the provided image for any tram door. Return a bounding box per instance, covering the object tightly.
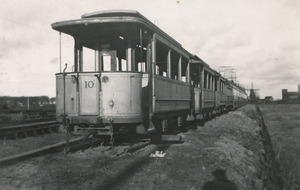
[80,74,100,115]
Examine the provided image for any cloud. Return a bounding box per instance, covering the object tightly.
[0,0,300,99]
[280,41,300,52]
[1,37,31,55]
[284,0,300,13]
[49,57,59,64]
[218,31,252,50]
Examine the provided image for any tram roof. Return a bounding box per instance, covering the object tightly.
[190,55,217,72]
[81,10,147,19]
[52,10,192,57]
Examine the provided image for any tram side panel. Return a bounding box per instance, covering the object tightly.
[153,76,190,118]
[56,72,143,125]
[79,74,100,116]
[101,72,143,124]
[220,91,227,110]
[219,79,227,111]
[214,77,224,113]
[226,87,234,110]
[56,74,78,122]
[233,88,240,109]
[193,87,202,115]
[232,88,237,109]
[201,68,216,116]
[190,62,203,116]
[203,89,215,111]
[216,87,227,112]
[215,90,220,112]
[238,91,242,107]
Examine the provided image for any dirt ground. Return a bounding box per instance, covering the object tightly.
[0,133,78,158]
[0,104,267,190]
[259,104,300,189]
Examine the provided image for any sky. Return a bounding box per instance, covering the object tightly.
[1,0,300,99]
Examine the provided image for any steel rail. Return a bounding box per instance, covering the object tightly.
[0,136,83,167]
[0,121,60,139]
[0,106,244,168]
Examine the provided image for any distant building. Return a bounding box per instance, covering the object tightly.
[282,84,300,103]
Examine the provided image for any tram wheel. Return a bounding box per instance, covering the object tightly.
[128,126,136,135]
[151,118,162,144]
[209,111,212,119]
[170,117,178,132]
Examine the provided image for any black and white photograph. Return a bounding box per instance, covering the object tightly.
[0,0,299,189]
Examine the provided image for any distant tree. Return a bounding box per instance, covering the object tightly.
[50,97,56,104]
[40,96,50,105]
[29,97,40,107]
[2,103,8,109]
[19,96,27,107]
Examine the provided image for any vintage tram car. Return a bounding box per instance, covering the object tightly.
[51,10,247,134]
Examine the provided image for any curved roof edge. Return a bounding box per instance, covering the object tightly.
[53,10,189,53]
[82,10,144,19]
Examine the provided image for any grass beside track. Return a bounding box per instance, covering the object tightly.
[259,104,300,189]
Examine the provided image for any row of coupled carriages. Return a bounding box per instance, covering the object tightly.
[52,10,248,134]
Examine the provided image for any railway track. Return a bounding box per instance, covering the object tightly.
[0,112,222,167]
[0,118,56,127]
[0,123,184,167]
[0,130,153,167]
[0,121,60,139]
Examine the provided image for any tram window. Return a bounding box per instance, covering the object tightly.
[207,74,209,89]
[215,78,217,91]
[171,53,180,80]
[208,74,211,89]
[210,77,212,90]
[204,71,207,88]
[211,75,213,89]
[221,82,223,92]
[221,82,224,92]
[132,39,149,73]
[102,55,111,71]
[211,76,213,90]
[121,59,126,71]
[155,41,190,82]
[171,68,178,79]
[156,65,159,74]
[156,63,167,76]
[191,64,200,88]
[82,47,95,72]
[155,41,168,77]
[180,58,188,83]
[138,62,146,72]
[116,58,120,71]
